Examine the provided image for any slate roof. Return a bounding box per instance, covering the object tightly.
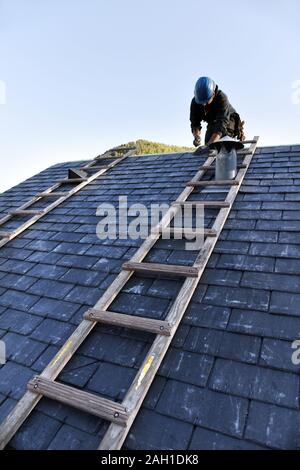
[1,144,300,450]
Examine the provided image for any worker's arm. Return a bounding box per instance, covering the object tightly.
[207,132,222,146]
[190,98,204,146]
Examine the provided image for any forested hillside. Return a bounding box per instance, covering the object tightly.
[111,139,193,156]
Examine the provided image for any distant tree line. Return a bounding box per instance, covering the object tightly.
[110,139,193,156]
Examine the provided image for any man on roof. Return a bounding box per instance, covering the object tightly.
[190,76,245,148]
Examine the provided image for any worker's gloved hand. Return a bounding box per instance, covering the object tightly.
[192,127,201,147]
[240,121,246,141]
[193,136,201,147]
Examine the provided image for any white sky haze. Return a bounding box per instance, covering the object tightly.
[0,0,299,192]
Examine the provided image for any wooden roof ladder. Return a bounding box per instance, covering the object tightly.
[0,137,259,450]
[0,146,136,249]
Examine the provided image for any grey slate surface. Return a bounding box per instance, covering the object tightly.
[0,145,300,449]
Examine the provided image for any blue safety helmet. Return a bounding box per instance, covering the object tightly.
[194,77,216,105]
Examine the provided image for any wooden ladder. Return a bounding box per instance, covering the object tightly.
[0,137,259,450]
[0,146,136,250]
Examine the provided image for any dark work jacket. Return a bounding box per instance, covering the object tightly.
[190,86,237,136]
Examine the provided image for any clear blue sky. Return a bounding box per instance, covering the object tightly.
[0,0,299,193]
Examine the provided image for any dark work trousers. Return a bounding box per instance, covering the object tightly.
[205,121,235,145]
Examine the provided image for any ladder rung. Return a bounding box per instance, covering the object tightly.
[36,192,67,198]
[160,227,217,237]
[84,309,172,336]
[10,209,44,216]
[187,180,239,187]
[27,376,129,426]
[173,201,230,208]
[122,261,199,277]
[0,230,13,238]
[79,165,109,171]
[242,139,257,144]
[200,163,247,170]
[59,178,87,184]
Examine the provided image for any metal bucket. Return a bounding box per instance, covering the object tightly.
[215,145,237,180]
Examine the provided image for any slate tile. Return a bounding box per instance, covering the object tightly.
[172,324,190,348]
[87,363,136,400]
[53,242,91,255]
[184,328,261,364]
[270,291,300,317]
[0,290,40,312]
[190,284,207,304]
[203,285,270,311]
[184,303,230,329]
[228,308,300,340]
[0,274,36,292]
[143,376,167,410]
[0,397,18,423]
[167,250,197,266]
[64,406,103,435]
[217,254,274,272]
[227,230,278,243]
[85,245,128,259]
[125,409,193,450]
[48,424,100,450]
[57,254,99,269]
[0,259,35,275]
[201,268,241,287]
[60,268,107,287]
[122,276,154,296]
[159,349,214,387]
[6,238,31,249]
[279,231,300,244]
[0,393,6,406]
[189,427,266,450]
[79,332,146,367]
[241,272,300,293]
[26,251,63,265]
[262,202,300,211]
[26,240,60,252]
[234,210,282,221]
[245,401,300,449]
[26,264,68,280]
[23,229,56,240]
[249,242,300,258]
[0,247,34,261]
[50,232,84,243]
[147,278,182,299]
[30,298,80,321]
[0,362,34,399]
[59,355,98,388]
[28,279,74,300]
[65,286,104,306]
[224,219,256,230]
[209,359,299,408]
[258,220,300,231]
[214,241,250,254]
[260,338,300,373]
[98,273,116,290]
[91,257,123,273]
[32,345,60,372]
[10,411,61,450]
[243,194,284,201]
[282,211,300,221]
[156,380,248,437]
[3,332,47,366]
[30,319,75,345]
[110,292,170,319]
